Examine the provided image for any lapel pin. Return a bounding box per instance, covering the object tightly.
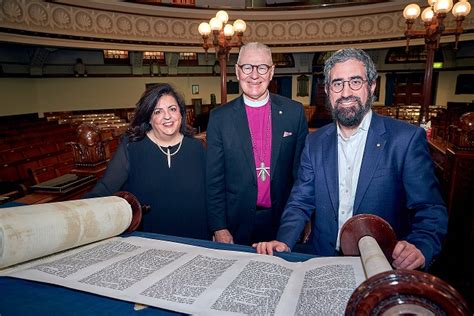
[279,110,283,115]
[376,143,381,147]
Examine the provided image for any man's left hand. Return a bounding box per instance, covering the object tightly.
[391,240,425,270]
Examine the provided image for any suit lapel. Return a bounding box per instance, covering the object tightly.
[232,97,257,183]
[270,95,284,179]
[322,124,339,219]
[353,113,387,214]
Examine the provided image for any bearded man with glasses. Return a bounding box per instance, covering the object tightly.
[206,42,308,246]
[254,48,447,272]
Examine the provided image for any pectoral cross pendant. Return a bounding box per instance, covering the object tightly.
[256,161,270,182]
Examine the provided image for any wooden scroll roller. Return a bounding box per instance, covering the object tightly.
[340,214,470,315]
[114,191,143,233]
[0,192,143,270]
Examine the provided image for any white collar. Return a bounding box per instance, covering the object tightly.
[337,110,372,140]
[243,92,270,108]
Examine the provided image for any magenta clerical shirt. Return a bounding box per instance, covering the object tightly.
[245,98,272,208]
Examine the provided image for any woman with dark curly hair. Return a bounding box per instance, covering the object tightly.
[85,83,210,240]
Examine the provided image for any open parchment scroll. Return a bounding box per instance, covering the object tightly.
[0,197,366,315]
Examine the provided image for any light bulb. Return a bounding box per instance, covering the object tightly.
[421,7,434,22]
[433,0,453,14]
[403,3,421,20]
[223,24,234,37]
[209,17,223,32]
[198,22,211,36]
[216,10,229,24]
[452,1,471,17]
[233,19,247,33]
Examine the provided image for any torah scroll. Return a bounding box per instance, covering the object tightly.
[0,196,132,269]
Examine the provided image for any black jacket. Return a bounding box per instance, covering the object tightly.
[206,93,308,245]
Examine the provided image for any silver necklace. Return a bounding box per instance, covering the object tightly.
[152,135,183,168]
[249,110,271,182]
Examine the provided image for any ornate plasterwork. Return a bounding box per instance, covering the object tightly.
[1,0,473,52]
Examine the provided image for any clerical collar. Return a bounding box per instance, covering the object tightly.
[243,92,270,107]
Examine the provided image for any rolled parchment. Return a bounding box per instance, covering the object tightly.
[0,196,132,269]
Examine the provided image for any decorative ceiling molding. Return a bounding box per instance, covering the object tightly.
[1,0,473,52]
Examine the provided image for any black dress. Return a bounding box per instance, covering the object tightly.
[84,135,210,240]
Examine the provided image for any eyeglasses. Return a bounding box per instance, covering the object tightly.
[329,78,367,93]
[237,64,273,75]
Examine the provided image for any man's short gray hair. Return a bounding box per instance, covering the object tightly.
[237,42,273,65]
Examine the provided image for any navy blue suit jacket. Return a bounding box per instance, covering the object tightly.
[206,93,308,245]
[277,112,447,267]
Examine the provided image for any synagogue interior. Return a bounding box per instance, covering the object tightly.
[0,0,473,313]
